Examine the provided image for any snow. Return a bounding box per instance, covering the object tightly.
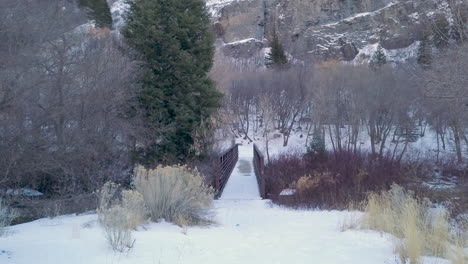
[1,205,402,264]
[233,123,465,163]
[206,0,239,18]
[324,2,398,27]
[279,189,296,196]
[109,0,129,30]
[1,188,43,197]
[224,38,261,46]
[219,144,261,200]
[0,142,459,264]
[351,41,420,64]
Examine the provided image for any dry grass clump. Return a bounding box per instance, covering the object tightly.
[97,182,146,252]
[133,165,214,226]
[448,236,467,264]
[360,184,467,264]
[339,203,363,232]
[0,198,18,236]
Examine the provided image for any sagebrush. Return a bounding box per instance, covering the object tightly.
[97,182,146,252]
[133,165,214,226]
[0,199,17,236]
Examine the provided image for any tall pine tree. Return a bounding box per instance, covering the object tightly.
[266,30,288,68]
[370,45,387,69]
[123,0,222,166]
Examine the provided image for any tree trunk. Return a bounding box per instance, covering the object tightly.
[451,122,463,163]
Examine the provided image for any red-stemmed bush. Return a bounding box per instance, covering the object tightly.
[264,150,430,208]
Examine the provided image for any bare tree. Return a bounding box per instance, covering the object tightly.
[0,0,139,194]
[421,44,468,163]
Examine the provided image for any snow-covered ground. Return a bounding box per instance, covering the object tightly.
[0,203,402,264]
[0,144,455,264]
[234,124,463,163]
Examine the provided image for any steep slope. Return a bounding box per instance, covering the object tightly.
[209,0,462,64]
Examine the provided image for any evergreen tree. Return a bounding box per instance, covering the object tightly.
[78,0,113,28]
[266,30,288,68]
[123,0,222,166]
[417,36,432,69]
[370,45,387,69]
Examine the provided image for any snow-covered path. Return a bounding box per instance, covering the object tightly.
[0,143,411,264]
[219,144,260,200]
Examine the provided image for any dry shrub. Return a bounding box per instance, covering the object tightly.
[339,203,363,232]
[296,171,337,195]
[0,199,17,236]
[97,182,146,252]
[265,150,416,208]
[361,185,456,264]
[400,198,425,264]
[428,210,450,257]
[133,165,214,226]
[99,205,135,252]
[448,236,467,264]
[448,224,468,264]
[121,190,146,230]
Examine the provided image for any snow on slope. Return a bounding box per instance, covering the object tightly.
[206,0,241,17]
[235,125,461,164]
[323,2,399,27]
[352,42,421,64]
[109,0,129,30]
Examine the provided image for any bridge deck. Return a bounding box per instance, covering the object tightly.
[219,144,261,200]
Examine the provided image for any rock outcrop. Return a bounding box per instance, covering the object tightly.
[208,0,460,64]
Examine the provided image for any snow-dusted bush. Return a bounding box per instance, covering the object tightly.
[0,199,17,236]
[133,165,214,226]
[97,183,146,252]
[361,185,458,264]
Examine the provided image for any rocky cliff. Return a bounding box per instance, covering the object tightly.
[207,0,461,65]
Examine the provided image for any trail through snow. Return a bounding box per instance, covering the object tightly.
[1,144,440,264]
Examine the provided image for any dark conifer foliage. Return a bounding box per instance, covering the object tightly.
[78,0,113,28]
[123,0,222,166]
[370,45,387,69]
[266,30,288,68]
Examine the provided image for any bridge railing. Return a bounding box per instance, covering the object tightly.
[214,144,239,198]
[253,143,266,199]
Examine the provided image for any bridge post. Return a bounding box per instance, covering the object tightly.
[253,144,266,199]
